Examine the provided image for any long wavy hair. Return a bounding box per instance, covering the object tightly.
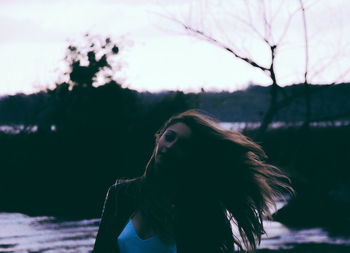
[118,109,293,252]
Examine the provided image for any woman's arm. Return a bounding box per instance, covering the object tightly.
[93,184,119,253]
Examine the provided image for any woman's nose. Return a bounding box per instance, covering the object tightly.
[159,143,170,153]
[166,141,174,149]
[159,146,168,154]
[161,142,175,154]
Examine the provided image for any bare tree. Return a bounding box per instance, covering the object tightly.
[160,0,350,138]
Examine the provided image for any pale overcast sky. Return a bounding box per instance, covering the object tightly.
[0,0,350,95]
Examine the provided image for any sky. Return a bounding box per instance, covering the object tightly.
[1,0,350,95]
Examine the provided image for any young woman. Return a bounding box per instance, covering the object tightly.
[93,109,293,253]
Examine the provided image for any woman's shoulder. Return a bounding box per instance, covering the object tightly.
[109,176,144,198]
[101,177,142,217]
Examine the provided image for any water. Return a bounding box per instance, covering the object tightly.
[1,120,349,134]
[219,120,350,131]
[0,213,98,253]
[259,221,350,250]
[1,210,349,253]
[0,125,55,134]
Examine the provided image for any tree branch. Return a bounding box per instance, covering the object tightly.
[300,0,309,83]
[180,22,270,73]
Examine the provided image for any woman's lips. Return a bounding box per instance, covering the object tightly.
[158,153,166,160]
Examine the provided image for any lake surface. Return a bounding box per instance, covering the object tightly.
[1,120,349,134]
[1,209,349,253]
[219,120,350,131]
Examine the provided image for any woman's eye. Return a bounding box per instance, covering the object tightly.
[165,132,176,142]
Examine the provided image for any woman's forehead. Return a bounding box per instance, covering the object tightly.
[166,122,192,138]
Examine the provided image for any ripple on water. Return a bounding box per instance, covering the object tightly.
[0,211,349,252]
[0,212,98,252]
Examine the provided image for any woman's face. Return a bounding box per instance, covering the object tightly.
[154,122,193,170]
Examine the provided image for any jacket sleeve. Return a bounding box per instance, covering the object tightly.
[93,184,119,253]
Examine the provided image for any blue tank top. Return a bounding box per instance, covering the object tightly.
[117,218,177,253]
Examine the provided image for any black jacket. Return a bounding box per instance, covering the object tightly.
[93,181,138,253]
[93,179,234,253]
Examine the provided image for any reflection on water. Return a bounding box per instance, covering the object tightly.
[219,120,350,131]
[0,213,98,252]
[260,220,350,250]
[1,211,349,253]
[1,120,349,134]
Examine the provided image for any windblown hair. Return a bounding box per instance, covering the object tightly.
[119,109,293,252]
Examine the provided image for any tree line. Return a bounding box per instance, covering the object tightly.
[1,82,349,127]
